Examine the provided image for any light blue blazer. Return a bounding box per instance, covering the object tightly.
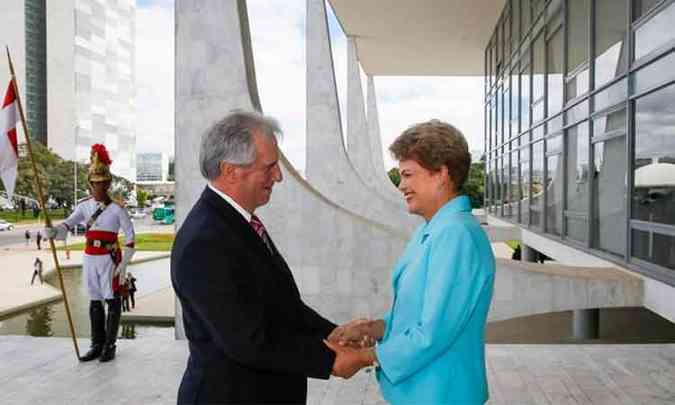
[376,195,495,405]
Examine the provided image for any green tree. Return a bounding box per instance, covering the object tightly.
[461,162,485,208]
[137,189,149,209]
[388,167,401,187]
[3,142,133,209]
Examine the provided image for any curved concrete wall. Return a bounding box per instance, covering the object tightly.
[305,0,419,234]
[366,75,404,202]
[175,0,408,338]
[346,38,403,206]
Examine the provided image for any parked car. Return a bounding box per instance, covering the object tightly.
[0,219,15,231]
[130,210,147,219]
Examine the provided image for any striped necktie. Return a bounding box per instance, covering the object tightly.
[250,215,273,253]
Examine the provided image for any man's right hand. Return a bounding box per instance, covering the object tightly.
[44,225,67,241]
[323,340,371,379]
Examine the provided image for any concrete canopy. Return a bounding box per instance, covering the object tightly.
[327,0,506,76]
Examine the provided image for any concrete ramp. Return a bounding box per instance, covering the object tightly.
[490,258,643,322]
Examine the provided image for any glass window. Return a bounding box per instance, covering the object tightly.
[632,230,675,270]
[566,68,590,101]
[532,124,545,141]
[566,215,588,243]
[565,122,590,240]
[504,84,512,142]
[633,0,662,21]
[594,0,628,88]
[548,114,563,133]
[567,0,589,73]
[532,32,545,104]
[531,141,544,227]
[547,26,564,116]
[510,149,521,219]
[496,85,502,146]
[512,0,521,50]
[521,59,531,130]
[593,106,626,137]
[593,79,627,112]
[635,1,675,60]
[546,150,563,236]
[504,13,512,58]
[532,0,546,17]
[634,50,675,95]
[520,143,531,224]
[593,131,627,256]
[522,0,531,35]
[632,83,675,226]
[533,100,545,122]
[565,99,589,124]
[511,70,520,136]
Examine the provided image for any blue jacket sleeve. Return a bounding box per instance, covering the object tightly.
[376,224,489,384]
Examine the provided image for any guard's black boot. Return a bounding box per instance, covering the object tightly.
[80,301,105,362]
[100,298,122,362]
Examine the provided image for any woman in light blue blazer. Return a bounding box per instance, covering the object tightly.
[331,120,495,404]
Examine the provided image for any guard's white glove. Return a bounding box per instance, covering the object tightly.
[115,246,136,279]
[44,225,68,241]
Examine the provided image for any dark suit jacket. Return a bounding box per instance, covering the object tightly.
[171,187,336,404]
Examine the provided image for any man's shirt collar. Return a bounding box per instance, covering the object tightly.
[208,183,252,222]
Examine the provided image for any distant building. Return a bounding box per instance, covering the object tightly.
[0,0,137,181]
[136,152,168,182]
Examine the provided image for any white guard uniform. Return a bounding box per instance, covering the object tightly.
[63,198,135,300]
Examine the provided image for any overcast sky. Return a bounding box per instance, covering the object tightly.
[135,0,485,171]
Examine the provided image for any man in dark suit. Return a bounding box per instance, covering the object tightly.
[171,111,370,404]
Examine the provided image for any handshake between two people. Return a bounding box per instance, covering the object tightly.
[323,318,385,379]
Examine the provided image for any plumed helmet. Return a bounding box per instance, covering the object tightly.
[88,144,113,182]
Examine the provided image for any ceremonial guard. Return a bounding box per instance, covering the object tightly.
[47,144,135,362]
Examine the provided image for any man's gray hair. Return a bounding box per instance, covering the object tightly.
[199,110,282,180]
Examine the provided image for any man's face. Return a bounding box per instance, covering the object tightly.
[89,180,111,201]
[235,131,283,211]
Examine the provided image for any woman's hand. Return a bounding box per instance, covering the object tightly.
[327,319,385,348]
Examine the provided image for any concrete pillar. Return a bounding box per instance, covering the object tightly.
[305,0,418,234]
[346,38,401,206]
[521,243,538,262]
[573,309,600,340]
[366,75,406,204]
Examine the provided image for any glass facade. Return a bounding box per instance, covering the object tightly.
[485,0,675,284]
[24,0,47,145]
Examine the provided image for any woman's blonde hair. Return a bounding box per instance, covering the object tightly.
[389,119,471,189]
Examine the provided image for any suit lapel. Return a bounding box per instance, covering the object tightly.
[200,187,295,283]
[201,187,272,258]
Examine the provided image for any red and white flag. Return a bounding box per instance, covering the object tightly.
[0,80,19,200]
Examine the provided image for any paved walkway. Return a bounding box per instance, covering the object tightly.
[0,239,169,318]
[121,287,175,323]
[1,336,674,404]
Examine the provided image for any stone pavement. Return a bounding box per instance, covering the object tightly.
[1,336,675,404]
[121,287,175,323]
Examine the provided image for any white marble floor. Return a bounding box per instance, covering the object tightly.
[1,336,674,404]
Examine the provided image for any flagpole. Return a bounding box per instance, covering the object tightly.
[6,46,81,360]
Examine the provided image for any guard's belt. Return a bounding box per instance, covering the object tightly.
[84,230,118,255]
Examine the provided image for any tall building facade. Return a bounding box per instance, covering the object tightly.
[136,152,168,182]
[485,0,675,284]
[24,0,48,145]
[0,0,137,181]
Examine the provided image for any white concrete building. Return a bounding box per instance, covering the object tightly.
[136,152,168,182]
[0,0,136,181]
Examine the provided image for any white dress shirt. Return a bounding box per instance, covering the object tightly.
[208,183,252,222]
